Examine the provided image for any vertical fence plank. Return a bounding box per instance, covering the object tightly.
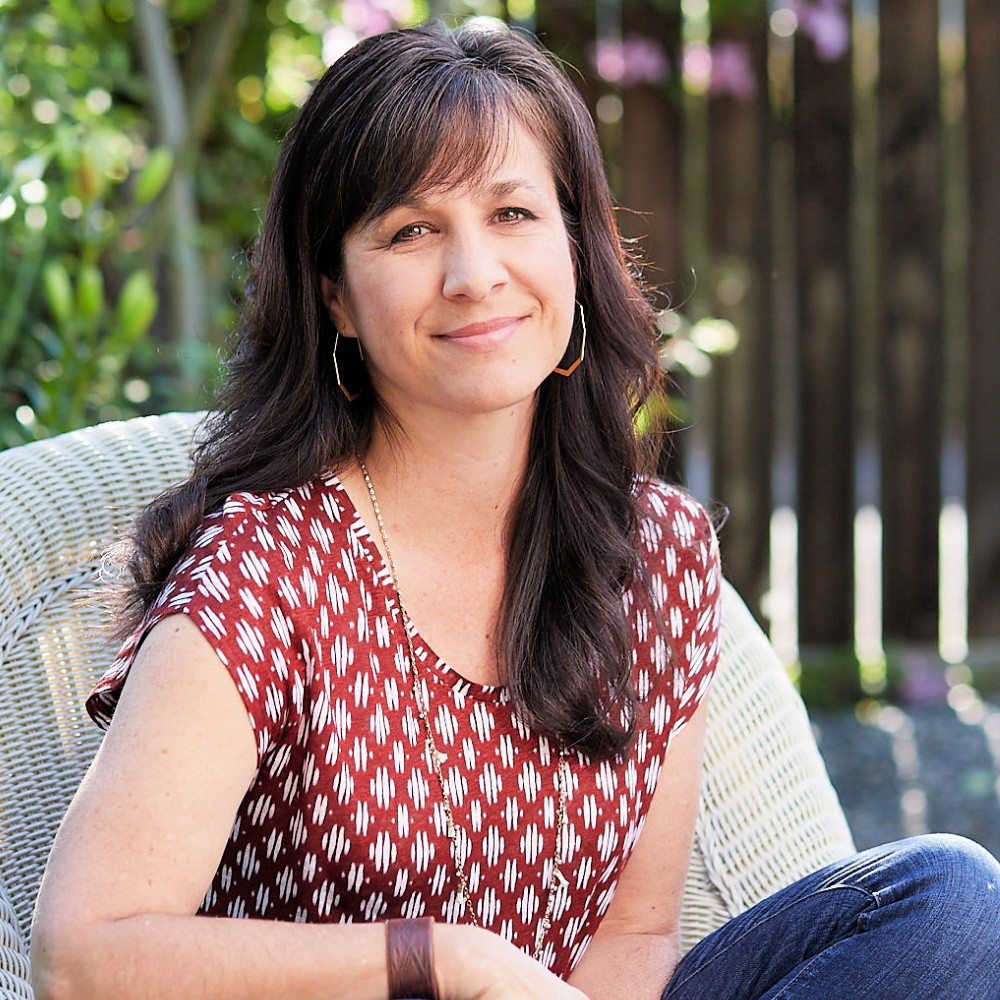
[966,0,1000,640]
[619,2,685,483]
[878,0,943,642]
[620,2,683,301]
[707,16,772,618]
[535,1,598,113]
[794,13,854,645]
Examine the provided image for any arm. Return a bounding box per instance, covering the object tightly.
[565,694,710,1000]
[31,616,586,1000]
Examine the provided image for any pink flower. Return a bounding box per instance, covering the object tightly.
[794,0,851,62]
[342,0,394,37]
[590,35,669,86]
[592,38,625,82]
[709,40,757,100]
[323,25,359,65]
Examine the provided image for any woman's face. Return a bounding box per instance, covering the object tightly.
[322,120,577,423]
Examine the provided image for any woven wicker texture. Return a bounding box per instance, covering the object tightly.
[678,584,856,953]
[0,413,202,999]
[0,882,30,1000]
[0,413,854,997]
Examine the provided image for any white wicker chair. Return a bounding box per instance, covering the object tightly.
[0,413,855,998]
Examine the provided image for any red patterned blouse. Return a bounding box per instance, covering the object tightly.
[87,474,721,979]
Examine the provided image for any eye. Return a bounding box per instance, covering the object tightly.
[495,207,535,224]
[390,222,433,244]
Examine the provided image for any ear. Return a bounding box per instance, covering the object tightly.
[319,274,359,339]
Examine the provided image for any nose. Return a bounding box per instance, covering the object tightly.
[441,230,508,301]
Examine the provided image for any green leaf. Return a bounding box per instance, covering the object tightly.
[76,264,105,319]
[132,146,175,206]
[42,261,74,329]
[115,270,158,341]
[13,154,48,187]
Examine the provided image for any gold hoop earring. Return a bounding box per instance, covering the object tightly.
[553,302,587,377]
[333,330,361,402]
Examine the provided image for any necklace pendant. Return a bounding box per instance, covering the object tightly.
[554,869,569,888]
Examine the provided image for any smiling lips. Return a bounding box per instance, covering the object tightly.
[436,315,528,350]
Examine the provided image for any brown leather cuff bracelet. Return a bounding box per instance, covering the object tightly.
[386,916,439,1000]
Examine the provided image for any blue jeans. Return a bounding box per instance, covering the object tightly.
[663,834,1000,1000]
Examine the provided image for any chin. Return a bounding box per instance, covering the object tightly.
[446,393,533,418]
[437,370,552,417]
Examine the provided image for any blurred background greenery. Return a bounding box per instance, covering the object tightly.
[0,0,755,447]
[5,1,1000,852]
[3,0,998,697]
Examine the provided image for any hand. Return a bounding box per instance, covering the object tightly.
[434,923,590,1000]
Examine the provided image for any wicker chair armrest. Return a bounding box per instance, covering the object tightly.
[0,879,32,1000]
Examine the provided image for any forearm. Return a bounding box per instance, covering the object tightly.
[32,913,584,1000]
[566,931,679,1000]
[32,913,390,1000]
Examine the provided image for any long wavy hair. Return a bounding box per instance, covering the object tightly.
[120,22,665,761]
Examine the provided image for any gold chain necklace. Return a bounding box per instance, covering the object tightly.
[359,461,570,961]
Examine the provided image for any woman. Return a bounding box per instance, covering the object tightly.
[31,21,999,1000]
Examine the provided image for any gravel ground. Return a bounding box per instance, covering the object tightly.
[810,698,1000,860]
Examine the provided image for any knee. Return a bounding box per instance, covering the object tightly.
[913,833,1000,891]
[869,835,1000,989]
[897,833,1000,926]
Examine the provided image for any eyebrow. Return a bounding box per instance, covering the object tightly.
[482,177,546,199]
[360,177,549,239]
[388,177,547,214]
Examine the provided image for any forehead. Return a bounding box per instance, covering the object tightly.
[424,123,555,196]
[363,114,558,223]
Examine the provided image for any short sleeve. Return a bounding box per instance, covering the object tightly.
[87,492,307,766]
[637,481,722,742]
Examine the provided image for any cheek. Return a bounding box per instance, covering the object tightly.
[551,245,577,316]
[348,277,410,339]
[551,230,577,288]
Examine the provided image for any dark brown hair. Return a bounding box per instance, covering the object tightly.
[121,22,664,760]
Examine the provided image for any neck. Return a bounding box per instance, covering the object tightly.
[359,399,535,547]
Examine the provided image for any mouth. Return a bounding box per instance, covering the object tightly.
[435,315,528,350]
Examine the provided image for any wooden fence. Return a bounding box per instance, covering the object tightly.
[531,0,999,662]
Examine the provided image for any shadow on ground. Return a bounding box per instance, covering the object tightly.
[811,696,1000,859]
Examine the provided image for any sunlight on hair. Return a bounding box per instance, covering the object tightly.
[464,16,507,33]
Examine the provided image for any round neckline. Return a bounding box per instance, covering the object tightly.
[321,470,506,702]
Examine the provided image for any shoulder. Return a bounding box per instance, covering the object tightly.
[635,478,717,562]
[632,480,722,732]
[196,472,352,541]
[175,472,353,569]
[632,477,722,635]
[87,473,352,733]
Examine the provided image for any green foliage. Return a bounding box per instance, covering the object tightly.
[1,0,757,450]
[635,309,740,438]
[0,0,166,445]
[704,0,768,27]
[132,146,174,206]
[0,0,297,445]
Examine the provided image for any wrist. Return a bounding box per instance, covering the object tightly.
[386,917,439,1000]
[432,922,494,1000]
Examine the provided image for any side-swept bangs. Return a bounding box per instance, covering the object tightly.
[296,24,585,280]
